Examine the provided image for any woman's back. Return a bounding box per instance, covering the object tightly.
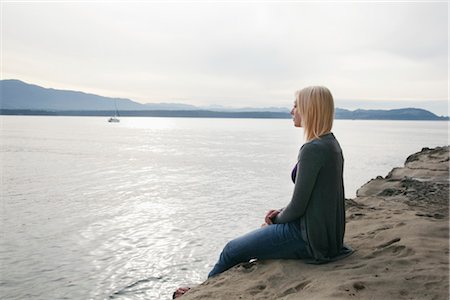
[299,132,347,263]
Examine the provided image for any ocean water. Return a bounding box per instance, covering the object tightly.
[1,116,448,300]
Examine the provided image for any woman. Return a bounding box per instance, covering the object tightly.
[173,86,353,298]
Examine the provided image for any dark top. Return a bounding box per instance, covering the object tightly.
[273,132,353,264]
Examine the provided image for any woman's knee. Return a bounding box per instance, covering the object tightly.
[222,240,237,257]
[222,238,247,263]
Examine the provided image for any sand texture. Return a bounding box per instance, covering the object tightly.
[181,146,449,300]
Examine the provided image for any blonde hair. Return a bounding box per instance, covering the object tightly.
[296,86,335,142]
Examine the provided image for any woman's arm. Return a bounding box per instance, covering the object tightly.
[273,143,323,224]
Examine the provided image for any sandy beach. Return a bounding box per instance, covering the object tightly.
[181,146,449,300]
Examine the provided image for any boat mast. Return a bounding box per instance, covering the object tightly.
[114,99,119,117]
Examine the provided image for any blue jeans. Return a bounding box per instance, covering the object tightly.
[208,220,311,278]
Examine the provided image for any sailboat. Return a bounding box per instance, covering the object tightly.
[108,99,120,123]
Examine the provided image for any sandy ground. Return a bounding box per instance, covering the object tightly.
[180,146,449,300]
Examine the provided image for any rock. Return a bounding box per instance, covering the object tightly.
[181,146,449,300]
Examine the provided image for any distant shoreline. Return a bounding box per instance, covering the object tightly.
[1,109,449,121]
[2,80,448,120]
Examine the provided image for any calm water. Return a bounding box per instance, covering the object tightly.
[1,116,448,300]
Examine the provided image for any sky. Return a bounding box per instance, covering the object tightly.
[2,1,449,115]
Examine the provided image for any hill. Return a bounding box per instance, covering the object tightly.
[0,79,144,110]
[335,108,447,120]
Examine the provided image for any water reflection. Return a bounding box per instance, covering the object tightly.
[1,116,448,299]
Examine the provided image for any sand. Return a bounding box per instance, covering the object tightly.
[181,146,449,300]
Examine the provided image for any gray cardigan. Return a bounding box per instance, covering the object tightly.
[273,132,353,264]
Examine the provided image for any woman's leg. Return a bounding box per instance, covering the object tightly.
[208,221,310,278]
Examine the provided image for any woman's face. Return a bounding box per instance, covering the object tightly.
[291,100,302,127]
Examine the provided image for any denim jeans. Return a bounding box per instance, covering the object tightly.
[208,220,311,278]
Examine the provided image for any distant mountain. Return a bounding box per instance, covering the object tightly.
[335,108,448,120]
[200,105,289,113]
[143,102,199,110]
[0,79,145,110]
[334,99,448,117]
[0,79,290,112]
[0,79,291,112]
[1,79,448,120]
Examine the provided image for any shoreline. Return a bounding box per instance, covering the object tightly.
[1,109,449,121]
[181,146,449,299]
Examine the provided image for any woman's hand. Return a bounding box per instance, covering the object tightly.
[264,209,280,225]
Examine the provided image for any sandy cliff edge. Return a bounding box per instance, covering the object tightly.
[181,146,449,300]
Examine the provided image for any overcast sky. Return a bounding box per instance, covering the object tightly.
[2,1,449,114]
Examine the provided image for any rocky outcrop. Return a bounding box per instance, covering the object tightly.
[182,146,449,300]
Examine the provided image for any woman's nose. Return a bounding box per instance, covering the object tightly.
[290,108,294,115]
